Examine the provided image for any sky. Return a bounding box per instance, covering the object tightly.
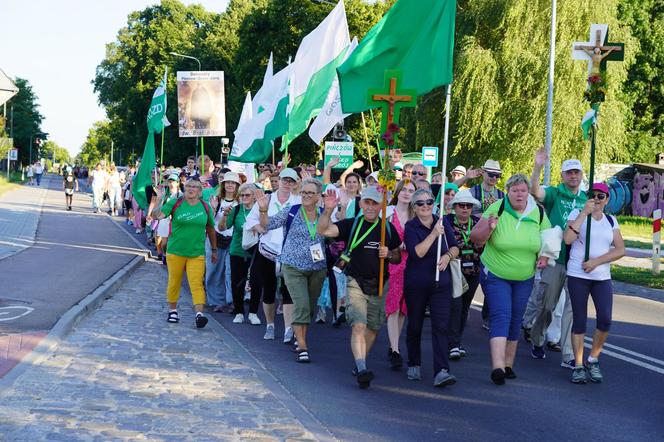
[0,0,230,156]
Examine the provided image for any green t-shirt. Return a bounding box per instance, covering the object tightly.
[202,185,219,204]
[161,198,214,258]
[480,199,551,281]
[226,204,251,258]
[543,184,587,264]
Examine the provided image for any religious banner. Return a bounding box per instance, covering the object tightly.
[176,71,226,138]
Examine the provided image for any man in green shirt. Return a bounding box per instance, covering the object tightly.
[524,148,587,366]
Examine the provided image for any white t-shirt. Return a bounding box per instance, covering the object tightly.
[214,199,238,235]
[91,170,108,188]
[108,171,121,187]
[566,209,619,281]
[33,164,43,174]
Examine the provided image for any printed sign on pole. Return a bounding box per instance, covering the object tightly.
[176,71,226,137]
[421,146,439,167]
[324,141,354,169]
[9,149,18,161]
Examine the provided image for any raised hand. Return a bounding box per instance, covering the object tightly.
[487,214,499,230]
[466,167,482,180]
[338,188,349,206]
[350,159,364,170]
[534,146,548,168]
[209,195,219,211]
[323,188,339,210]
[255,189,269,210]
[327,156,340,168]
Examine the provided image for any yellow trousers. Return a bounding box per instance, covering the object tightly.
[166,254,206,306]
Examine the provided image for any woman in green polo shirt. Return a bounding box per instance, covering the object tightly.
[152,179,217,328]
[470,174,551,385]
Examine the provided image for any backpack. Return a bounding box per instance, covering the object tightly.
[496,198,544,224]
[471,185,505,210]
[169,197,211,236]
[564,214,615,267]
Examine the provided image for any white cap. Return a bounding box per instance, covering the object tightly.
[279,168,299,181]
[561,159,583,172]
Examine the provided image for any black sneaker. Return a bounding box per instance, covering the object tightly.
[531,345,546,359]
[491,368,506,385]
[389,350,403,370]
[357,369,374,389]
[195,313,208,329]
[504,366,517,379]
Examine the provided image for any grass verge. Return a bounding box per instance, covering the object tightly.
[616,215,654,241]
[612,265,664,290]
[0,172,24,196]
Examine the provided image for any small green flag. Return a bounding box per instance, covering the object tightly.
[581,109,596,140]
[337,0,456,113]
[131,133,156,211]
[147,68,170,134]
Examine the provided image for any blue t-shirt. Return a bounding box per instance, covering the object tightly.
[404,215,458,287]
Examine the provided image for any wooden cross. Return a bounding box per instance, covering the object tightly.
[367,70,417,149]
[572,25,624,74]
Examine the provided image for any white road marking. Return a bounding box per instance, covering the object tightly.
[0,306,34,322]
[470,302,664,375]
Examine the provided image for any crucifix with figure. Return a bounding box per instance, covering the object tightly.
[572,24,624,260]
[367,70,416,296]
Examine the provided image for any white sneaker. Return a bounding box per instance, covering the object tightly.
[248,313,261,325]
[263,324,275,340]
[283,327,294,344]
[233,313,244,324]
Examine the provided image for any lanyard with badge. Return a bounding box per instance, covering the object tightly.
[333,217,379,273]
[301,206,324,263]
[455,215,476,268]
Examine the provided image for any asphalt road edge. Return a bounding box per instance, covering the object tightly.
[206,316,338,442]
[0,254,147,394]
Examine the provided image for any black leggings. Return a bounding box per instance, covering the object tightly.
[568,276,613,334]
[230,254,251,315]
[249,252,293,307]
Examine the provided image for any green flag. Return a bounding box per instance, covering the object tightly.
[131,133,156,211]
[147,68,169,134]
[581,108,597,140]
[337,0,456,113]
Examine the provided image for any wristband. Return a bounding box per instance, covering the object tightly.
[210,248,217,252]
[259,208,268,213]
[568,225,580,235]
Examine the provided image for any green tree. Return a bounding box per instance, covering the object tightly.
[7,78,45,165]
[78,121,114,167]
[41,140,71,165]
[618,0,663,164]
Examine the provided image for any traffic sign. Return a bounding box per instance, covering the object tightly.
[8,149,18,161]
[421,146,439,167]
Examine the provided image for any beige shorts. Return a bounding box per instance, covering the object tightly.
[345,276,387,331]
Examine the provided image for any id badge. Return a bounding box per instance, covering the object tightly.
[462,261,474,268]
[309,243,325,263]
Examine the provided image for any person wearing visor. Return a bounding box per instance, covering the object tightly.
[563,183,624,384]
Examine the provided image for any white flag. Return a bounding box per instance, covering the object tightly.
[252,52,274,115]
[308,37,358,144]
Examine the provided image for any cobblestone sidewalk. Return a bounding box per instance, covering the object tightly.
[0,261,316,441]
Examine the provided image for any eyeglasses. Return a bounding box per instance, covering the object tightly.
[456,203,474,209]
[281,178,296,184]
[411,171,426,176]
[591,193,607,200]
[486,172,501,179]
[240,193,253,198]
[301,191,318,197]
[414,199,435,207]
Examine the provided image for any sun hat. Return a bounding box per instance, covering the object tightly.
[451,165,466,175]
[360,185,384,203]
[222,171,241,184]
[562,159,583,172]
[482,160,501,172]
[279,168,299,181]
[367,171,379,183]
[167,173,179,181]
[592,182,610,195]
[448,189,481,209]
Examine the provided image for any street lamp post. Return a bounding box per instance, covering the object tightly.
[170,51,203,171]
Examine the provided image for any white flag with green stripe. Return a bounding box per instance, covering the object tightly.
[581,109,596,140]
[286,0,350,142]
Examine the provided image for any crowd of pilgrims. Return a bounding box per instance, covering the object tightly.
[98,149,624,389]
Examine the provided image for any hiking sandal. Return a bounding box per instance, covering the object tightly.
[167,311,179,323]
[296,350,310,363]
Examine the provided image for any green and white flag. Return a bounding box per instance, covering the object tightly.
[147,68,170,134]
[252,52,274,115]
[229,62,291,163]
[131,134,156,211]
[581,109,597,140]
[286,0,350,142]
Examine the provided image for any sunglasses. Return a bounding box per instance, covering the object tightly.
[301,191,319,197]
[411,171,426,176]
[414,199,435,207]
[486,172,501,179]
[281,178,296,184]
[240,193,253,198]
[591,193,607,200]
[456,203,474,209]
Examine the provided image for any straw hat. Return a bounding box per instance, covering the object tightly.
[447,189,481,209]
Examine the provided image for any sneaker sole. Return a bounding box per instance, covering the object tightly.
[449,353,461,361]
[434,377,457,388]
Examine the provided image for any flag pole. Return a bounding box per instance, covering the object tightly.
[361,112,374,173]
[584,122,597,261]
[200,137,205,174]
[160,129,165,165]
[435,84,452,283]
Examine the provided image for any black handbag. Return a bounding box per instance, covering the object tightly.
[216,232,232,249]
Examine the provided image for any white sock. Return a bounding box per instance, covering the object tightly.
[196,312,203,317]
[267,323,274,327]
[169,309,177,313]
[587,355,598,363]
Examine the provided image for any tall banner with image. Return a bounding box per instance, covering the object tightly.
[176,71,226,137]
